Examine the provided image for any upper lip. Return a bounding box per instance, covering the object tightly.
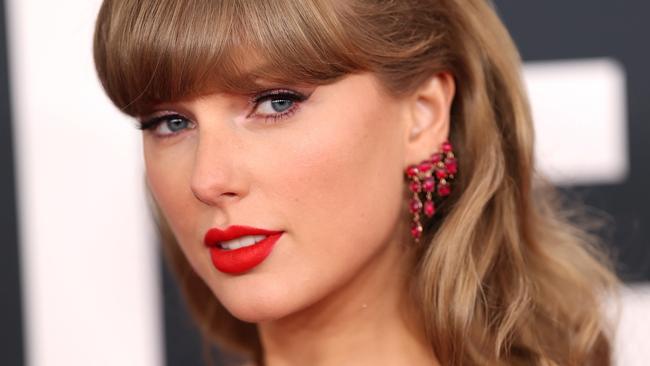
[203,225,283,247]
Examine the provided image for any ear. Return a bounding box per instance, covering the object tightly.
[403,72,456,166]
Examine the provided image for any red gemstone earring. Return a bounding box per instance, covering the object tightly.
[404,140,457,243]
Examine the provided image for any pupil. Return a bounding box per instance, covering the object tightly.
[271,99,292,112]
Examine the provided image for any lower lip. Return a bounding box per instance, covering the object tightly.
[208,233,283,274]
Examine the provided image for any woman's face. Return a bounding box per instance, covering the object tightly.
[143,73,416,322]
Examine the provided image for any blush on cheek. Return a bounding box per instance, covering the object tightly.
[265,74,405,254]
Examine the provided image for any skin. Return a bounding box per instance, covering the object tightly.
[142,71,455,366]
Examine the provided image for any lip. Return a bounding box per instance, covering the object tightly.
[204,225,284,274]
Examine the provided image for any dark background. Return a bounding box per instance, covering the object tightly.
[0,0,24,364]
[494,0,650,283]
[1,1,647,365]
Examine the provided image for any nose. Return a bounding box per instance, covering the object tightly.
[190,131,246,207]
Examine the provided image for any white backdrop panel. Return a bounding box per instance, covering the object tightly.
[524,58,628,185]
[7,0,164,365]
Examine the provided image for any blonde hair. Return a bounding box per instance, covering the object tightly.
[94,0,619,365]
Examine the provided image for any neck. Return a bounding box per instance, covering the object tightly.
[256,234,439,366]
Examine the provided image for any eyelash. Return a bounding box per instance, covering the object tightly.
[249,89,307,124]
[137,89,308,138]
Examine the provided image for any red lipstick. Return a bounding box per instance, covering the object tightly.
[204,225,284,274]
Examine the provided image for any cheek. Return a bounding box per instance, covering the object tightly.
[281,121,405,245]
[143,140,202,263]
[144,141,193,220]
[238,87,407,318]
[293,84,406,248]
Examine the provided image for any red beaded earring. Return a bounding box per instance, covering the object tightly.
[404,140,457,243]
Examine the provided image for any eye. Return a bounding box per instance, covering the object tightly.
[256,98,294,114]
[249,89,308,123]
[138,113,195,138]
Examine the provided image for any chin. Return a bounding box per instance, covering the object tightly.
[210,277,304,323]
[221,295,300,323]
[227,305,285,323]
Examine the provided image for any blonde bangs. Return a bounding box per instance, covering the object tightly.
[93,0,368,117]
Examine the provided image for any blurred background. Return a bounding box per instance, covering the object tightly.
[0,0,647,365]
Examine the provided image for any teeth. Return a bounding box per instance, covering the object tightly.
[219,235,267,250]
